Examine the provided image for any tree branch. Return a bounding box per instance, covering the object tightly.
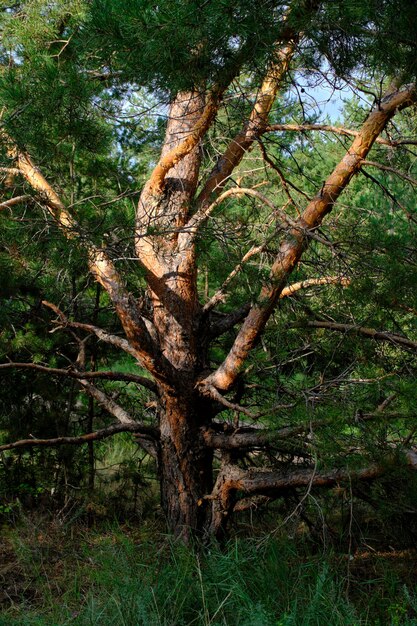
[41,300,155,366]
[199,84,417,393]
[265,123,417,148]
[0,422,159,453]
[362,160,417,186]
[280,276,350,298]
[0,195,31,211]
[207,450,417,532]
[77,378,138,425]
[302,320,417,352]
[0,361,157,393]
[145,89,224,197]
[194,41,297,213]
[1,133,158,376]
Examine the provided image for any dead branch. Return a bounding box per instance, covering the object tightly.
[0,361,157,393]
[77,379,138,425]
[302,320,417,352]
[41,299,150,362]
[0,422,159,453]
[362,160,417,186]
[202,409,412,450]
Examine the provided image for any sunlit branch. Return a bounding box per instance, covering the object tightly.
[265,123,417,148]
[0,195,31,211]
[194,40,297,213]
[0,133,157,374]
[145,88,224,196]
[199,84,417,393]
[280,276,350,298]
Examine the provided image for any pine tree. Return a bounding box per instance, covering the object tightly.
[0,0,416,539]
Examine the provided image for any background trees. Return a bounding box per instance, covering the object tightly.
[0,0,416,540]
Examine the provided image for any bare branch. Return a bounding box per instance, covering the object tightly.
[362,160,417,186]
[201,385,257,419]
[231,451,417,495]
[78,379,137,425]
[0,361,157,393]
[0,422,159,453]
[302,320,417,352]
[207,449,417,532]
[265,123,417,148]
[0,133,157,375]
[280,276,350,298]
[0,167,22,175]
[202,409,412,449]
[0,195,31,210]
[185,187,328,247]
[41,300,151,363]
[194,41,297,212]
[203,244,265,312]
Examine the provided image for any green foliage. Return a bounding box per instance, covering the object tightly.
[1,525,417,625]
[86,0,285,94]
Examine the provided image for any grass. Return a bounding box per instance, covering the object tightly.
[1,517,417,626]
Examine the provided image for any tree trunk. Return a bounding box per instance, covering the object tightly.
[158,391,214,540]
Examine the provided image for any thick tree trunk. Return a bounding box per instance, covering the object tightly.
[158,390,214,540]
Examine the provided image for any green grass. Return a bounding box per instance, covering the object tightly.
[1,520,417,626]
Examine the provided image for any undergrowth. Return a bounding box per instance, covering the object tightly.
[0,517,416,625]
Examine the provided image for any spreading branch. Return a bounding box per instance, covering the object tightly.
[77,378,138,425]
[0,195,31,211]
[280,276,350,298]
[208,450,417,533]
[41,300,156,368]
[194,41,297,213]
[200,84,417,393]
[0,134,158,376]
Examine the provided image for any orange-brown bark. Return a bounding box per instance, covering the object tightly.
[202,84,416,393]
[2,134,160,377]
[195,42,297,210]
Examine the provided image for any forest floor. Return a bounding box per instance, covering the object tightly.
[0,510,416,626]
